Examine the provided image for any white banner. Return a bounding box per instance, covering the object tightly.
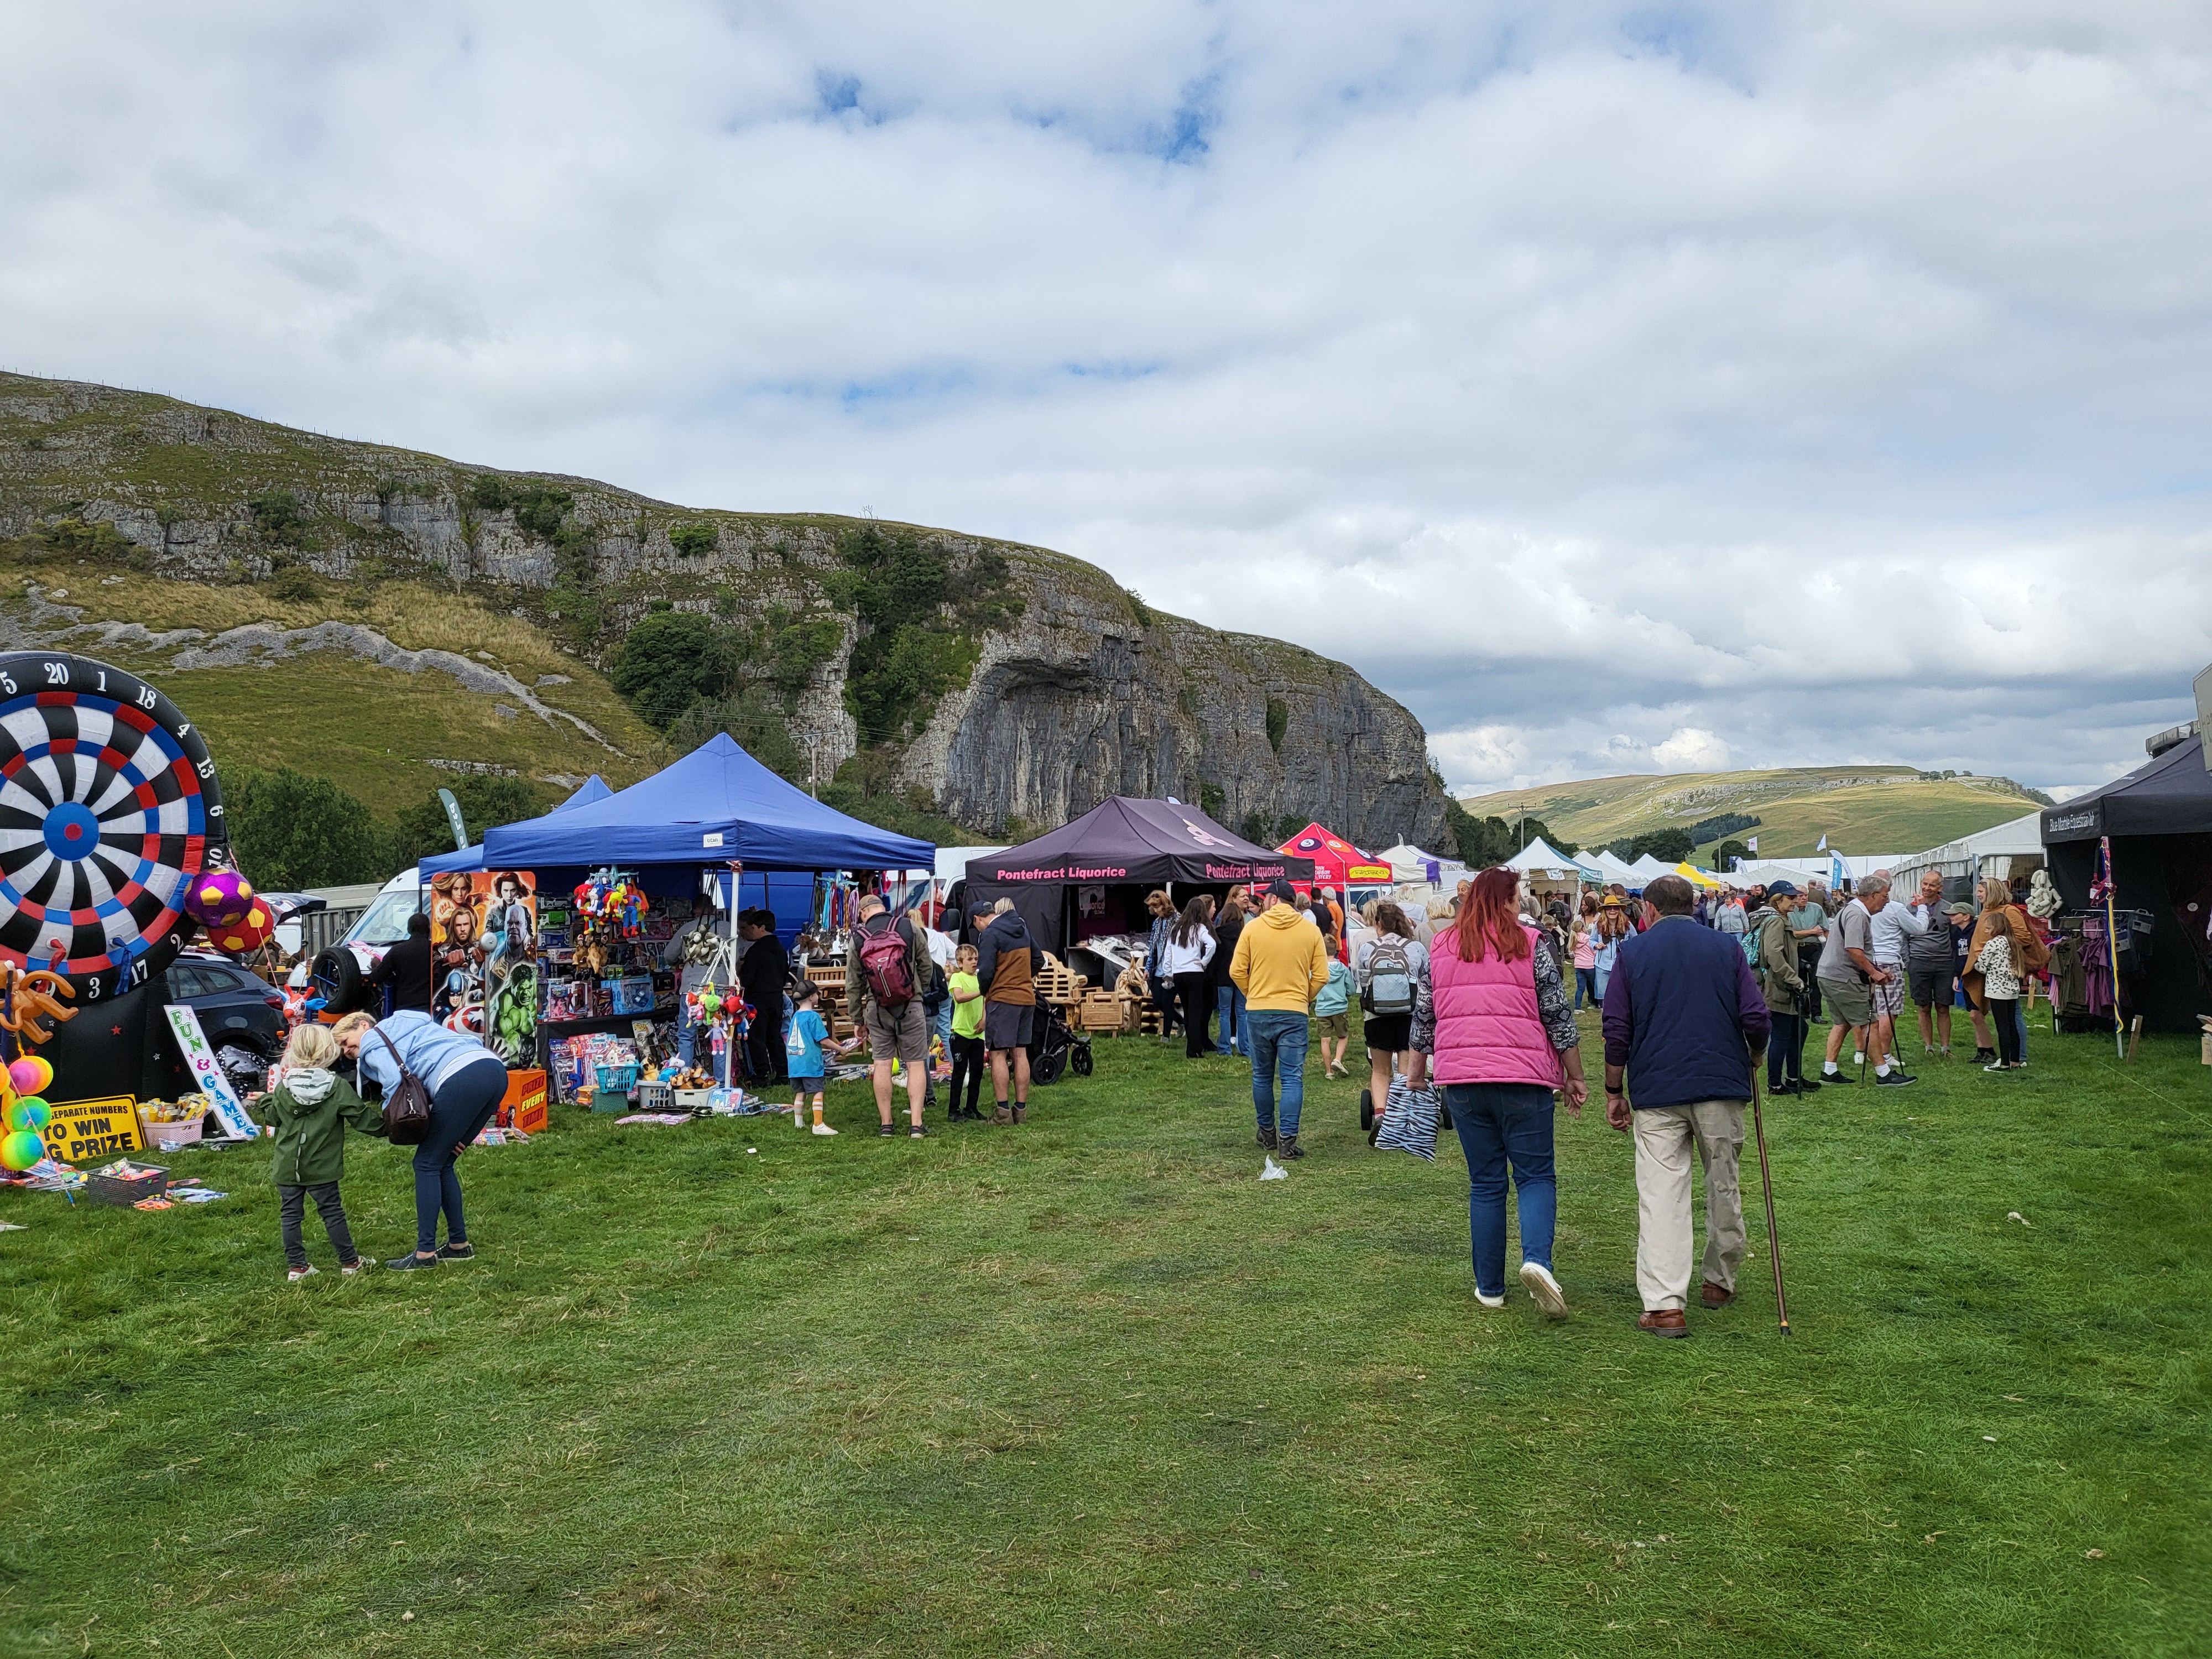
[164,1003,258,1140]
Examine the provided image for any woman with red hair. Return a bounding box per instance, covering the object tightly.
[1412,866,1588,1315]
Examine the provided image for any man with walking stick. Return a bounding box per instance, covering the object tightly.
[1600,874,1773,1338]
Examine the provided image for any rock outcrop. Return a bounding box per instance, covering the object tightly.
[0,373,1448,848]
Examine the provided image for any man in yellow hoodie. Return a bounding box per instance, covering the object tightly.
[1230,878,1332,1158]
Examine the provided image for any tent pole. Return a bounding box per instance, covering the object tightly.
[2106,885,2126,1061]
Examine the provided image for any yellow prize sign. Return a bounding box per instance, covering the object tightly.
[41,1095,144,1163]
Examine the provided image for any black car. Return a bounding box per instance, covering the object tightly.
[168,953,289,1058]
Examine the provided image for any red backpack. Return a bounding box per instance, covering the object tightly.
[857,915,916,1007]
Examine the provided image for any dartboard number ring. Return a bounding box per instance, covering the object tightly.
[0,651,228,998]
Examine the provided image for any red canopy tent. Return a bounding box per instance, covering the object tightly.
[1276,823,1392,957]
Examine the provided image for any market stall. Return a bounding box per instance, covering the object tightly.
[1502,837,1588,906]
[962,798,1313,992]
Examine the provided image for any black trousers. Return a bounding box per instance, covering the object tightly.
[1990,998,2022,1065]
[948,1034,985,1114]
[744,1009,785,1081]
[279,1182,356,1269]
[1152,977,1180,1035]
[1766,1011,1804,1088]
[1176,972,1213,1058]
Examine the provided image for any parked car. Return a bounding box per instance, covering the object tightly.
[169,951,290,1057]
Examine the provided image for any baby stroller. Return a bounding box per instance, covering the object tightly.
[1029,999,1094,1085]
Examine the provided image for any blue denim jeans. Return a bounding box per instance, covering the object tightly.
[1444,1082,1558,1298]
[1214,984,1246,1056]
[1245,1010,1308,1139]
[676,994,698,1066]
[1766,1011,1804,1089]
[413,1058,509,1254]
[1574,967,1598,1009]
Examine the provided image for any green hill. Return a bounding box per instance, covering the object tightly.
[1454,767,2052,859]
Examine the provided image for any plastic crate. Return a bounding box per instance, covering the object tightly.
[594,1061,641,1096]
[635,1079,674,1114]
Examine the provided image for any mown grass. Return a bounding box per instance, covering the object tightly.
[2,1009,2206,1657]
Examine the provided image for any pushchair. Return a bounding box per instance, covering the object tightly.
[1029,999,1094,1085]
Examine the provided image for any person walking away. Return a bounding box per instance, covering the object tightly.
[1354,901,1430,1131]
[1813,879,1912,1088]
[1903,872,1956,1057]
[1600,874,1771,1336]
[846,894,933,1138]
[334,1008,511,1270]
[1144,891,1180,1041]
[738,910,791,1084]
[1229,880,1331,1158]
[1209,893,1248,1057]
[974,899,1039,1123]
[1312,933,1355,1077]
[1864,873,1927,1081]
[1963,880,2046,1073]
[1415,867,1587,1314]
[1571,895,1600,1010]
[946,942,987,1120]
[1157,896,1218,1059]
[259,1022,385,1280]
[1753,882,1817,1095]
[367,912,435,1014]
[784,981,851,1134]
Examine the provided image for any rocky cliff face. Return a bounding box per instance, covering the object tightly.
[0,373,1448,849]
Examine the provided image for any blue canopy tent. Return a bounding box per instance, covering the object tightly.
[554,774,614,813]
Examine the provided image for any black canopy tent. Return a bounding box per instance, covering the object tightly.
[2042,732,2212,1034]
[962,798,1316,959]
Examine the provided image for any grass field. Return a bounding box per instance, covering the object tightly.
[4,1009,2208,1657]
[1456,769,2047,860]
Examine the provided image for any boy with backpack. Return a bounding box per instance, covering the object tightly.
[1354,901,1429,1136]
[846,893,933,1138]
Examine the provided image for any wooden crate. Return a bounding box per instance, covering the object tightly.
[1079,993,1133,1035]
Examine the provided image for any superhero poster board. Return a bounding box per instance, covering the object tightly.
[426,870,537,1061]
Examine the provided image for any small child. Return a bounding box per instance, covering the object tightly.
[259,1023,385,1281]
[1312,931,1356,1078]
[946,942,987,1121]
[784,982,852,1135]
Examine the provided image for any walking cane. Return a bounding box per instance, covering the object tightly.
[1750,1070,1791,1337]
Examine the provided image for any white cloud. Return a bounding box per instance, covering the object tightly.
[3,3,2209,797]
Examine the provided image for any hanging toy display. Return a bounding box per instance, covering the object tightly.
[573,867,649,937]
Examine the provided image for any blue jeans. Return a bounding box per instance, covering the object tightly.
[1245,1010,1308,1139]
[1444,1082,1558,1298]
[930,999,952,1060]
[413,1058,509,1254]
[1214,984,1246,1056]
[1574,967,1598,1009]
[2013,1001,2029,1061]
[1767,1011,1804,1089]
[676,994,699,1066]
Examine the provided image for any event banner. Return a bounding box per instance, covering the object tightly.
[164,1003,258,1139]
[40,1094,143,1162]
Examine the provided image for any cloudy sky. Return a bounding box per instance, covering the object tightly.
[6,2,2210,797]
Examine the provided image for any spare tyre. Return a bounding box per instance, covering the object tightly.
[311,946,369,1014]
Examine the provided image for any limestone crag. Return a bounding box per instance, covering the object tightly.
[0,373,1448,848]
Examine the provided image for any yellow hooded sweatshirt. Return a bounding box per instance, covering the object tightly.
[1230,902,1332,1013]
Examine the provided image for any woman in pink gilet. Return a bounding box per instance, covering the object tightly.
[1414,867,1588,1315]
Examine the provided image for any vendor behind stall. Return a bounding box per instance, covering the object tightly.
[738,909,790,1083]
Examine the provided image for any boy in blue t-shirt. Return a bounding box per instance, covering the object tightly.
[785,982,851,1135]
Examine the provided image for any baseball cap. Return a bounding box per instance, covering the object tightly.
[1266,878,1298,902]
[1766,880,1800,898]
[1945,900,1974,916]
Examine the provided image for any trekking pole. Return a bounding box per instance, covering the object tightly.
[1750,1071,1791,1337]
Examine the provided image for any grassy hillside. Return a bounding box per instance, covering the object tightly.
[0,556,661,828]
[1455,766,2051,858]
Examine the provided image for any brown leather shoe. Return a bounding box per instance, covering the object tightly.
[1638,1309,1689,1338]
[1700,1282,1735,1309]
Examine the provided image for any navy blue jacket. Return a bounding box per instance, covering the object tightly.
[1601,916,1772,1110]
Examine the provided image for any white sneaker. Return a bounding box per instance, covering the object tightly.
[1475,1289,1506,1309]
[1519,1261,1568,1318]
[286,1265,318,1283]
[811,1122,839,1136]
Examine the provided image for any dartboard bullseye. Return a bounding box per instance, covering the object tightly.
[0,651,227,999]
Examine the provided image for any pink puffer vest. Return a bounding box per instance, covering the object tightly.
[1429,924,1564,1090]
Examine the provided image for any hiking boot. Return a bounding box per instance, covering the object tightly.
[1277,1135,1305,1160]
[1638,1309,1689,1338]
[1010,1105,1027,1124]
[1256,1126,1278,1151]
[993,1104,1013,1125]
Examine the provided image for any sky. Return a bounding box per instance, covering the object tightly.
[5,2,2211,799]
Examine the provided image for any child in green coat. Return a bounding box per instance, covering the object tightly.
[258,1023,385,1281]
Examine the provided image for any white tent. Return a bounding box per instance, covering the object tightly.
[1503,837,1587,882]
[1626,853,1674,884]
[1584,849,1641,886]
[1890,812,2047,884]
[1376,842,1461,886]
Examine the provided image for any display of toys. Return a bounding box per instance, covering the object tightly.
[185,870,257,928]
[573,868,649,936]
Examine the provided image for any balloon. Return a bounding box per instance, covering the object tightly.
[185,871,257,928]
[1,1129,43,1171]
[210,904,276,956]
[8,1097,49,1131]
[8,1056,50,1097]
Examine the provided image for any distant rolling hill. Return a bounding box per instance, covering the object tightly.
[1454,767,2052,859]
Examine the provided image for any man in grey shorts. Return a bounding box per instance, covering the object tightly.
[846,894,933,1137]
[1814,876,1914,1088]
[1902,870,1957,1056]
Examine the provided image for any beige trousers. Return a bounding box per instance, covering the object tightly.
[1632,1100,1747,1312]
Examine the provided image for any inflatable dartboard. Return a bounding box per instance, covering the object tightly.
[0,651,226,999]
